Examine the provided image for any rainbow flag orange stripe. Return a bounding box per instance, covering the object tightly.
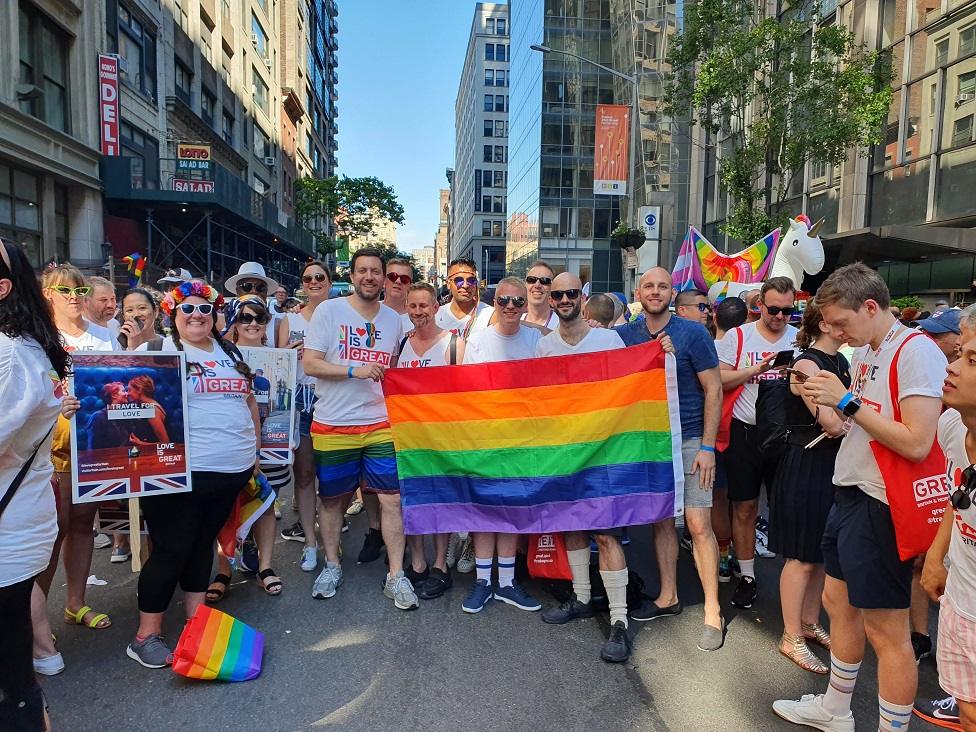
[172,606,263,682]
[382,340,683,535]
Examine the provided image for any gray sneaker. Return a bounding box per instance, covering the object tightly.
[126,634,173,669]
[383,570,419,610]
[312,563,342,599]
[300,546,318,572]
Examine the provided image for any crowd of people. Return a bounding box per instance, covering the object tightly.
[1,236,975,731]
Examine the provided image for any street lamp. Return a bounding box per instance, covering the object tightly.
[530,44,640,233]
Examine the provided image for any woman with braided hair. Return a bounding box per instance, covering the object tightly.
[127,281,260,669]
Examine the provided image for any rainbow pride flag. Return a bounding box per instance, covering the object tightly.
[122,252,146,287]
[382,340,683,535]
[217,473,275,560]
[172,606,263,682]
[672,226,780,293]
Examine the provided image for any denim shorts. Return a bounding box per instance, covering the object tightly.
[296,384,317,438]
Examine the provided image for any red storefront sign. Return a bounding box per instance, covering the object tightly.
[98,54,121,156]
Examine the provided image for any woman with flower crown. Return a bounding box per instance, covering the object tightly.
[127,280,260,669]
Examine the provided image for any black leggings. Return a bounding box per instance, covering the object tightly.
[0,576,44,731]
[138,468,251,613]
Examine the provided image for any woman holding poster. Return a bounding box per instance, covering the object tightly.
[128,281,259,669]
[0,240,68,731]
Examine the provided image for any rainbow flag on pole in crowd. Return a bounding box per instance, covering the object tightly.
[671,226,780,293]
[217,473,275,560]
[172,606,264,682]
[382,340,683,535]
[122,252,146,287]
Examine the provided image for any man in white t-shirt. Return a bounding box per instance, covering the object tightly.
[435,257,493,336]
[522,260,558,330]
[534,272,634,663]
[85,276,119,340]
[461,277,541,615]
[383,258,415,333]
[774,263,946,732]
[716,276,798,610]
[916,307,976,731]
[303,248,417,611]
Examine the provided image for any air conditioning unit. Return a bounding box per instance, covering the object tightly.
[251,33,259,46]
[264,156,276,166]
[957,93,975,105]
[263,58,272,70]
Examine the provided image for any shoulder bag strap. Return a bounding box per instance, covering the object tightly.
[887,332,922,423]
[449,333,459,365]
[0,424,55,520]
[733,327,744,369]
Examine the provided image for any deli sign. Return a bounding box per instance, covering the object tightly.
[98,54,120,156]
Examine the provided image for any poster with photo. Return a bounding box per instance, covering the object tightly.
[69,352,192,504]
[239,346,297,464]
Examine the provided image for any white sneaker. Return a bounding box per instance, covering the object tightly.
[33,652,65,676]
[455,536,475,574]
[93,533,112,549]
[772,694,855,732]
[300,546,317,572]
[312,563,342,599]
[756,529,776,558]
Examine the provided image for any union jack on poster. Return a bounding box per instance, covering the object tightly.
[142,474,189,493]
[77,478,131,500]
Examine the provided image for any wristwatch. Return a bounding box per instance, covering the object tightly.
[841,398,862,418]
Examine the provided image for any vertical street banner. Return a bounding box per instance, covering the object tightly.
[239,347,298,464]
[594,104,630,195]
[98,54,120,156]
[69,353,191,503]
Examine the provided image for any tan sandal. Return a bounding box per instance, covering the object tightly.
[64,605,111,629]
[779,631,828,674]
[802,622,832,651]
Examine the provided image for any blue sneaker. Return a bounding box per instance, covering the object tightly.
[462,579,493,614]
[494,581,542,611]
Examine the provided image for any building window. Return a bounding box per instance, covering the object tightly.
[484,94,493,112]
[222,110,234,145]
[483,170,492,187]
[494,145,505,162]
[482,220,492,236]
[492,220,504,237]
[496,69,507,87]
[951,115,974,146]
[496,18,506,35]
[201,90,216,125]
[960,71,976,101]
[483,145,492,162]
[18,1,70,133]
[251,14,268,58]
[118,4,158,100]
[496,44,506,62]
[485,68,494,86]
[495,120,506,137]
[0,163,42,259]
[175,61,192,103]
[493,170,505,187]
[253,66,269,114]
[483,119,493,137]
[482,195,491,212]
[935,38,950,67]
[492,195,504,213]
[485,43,495,61]
[486,17,495,33]
[253,173,269,195]
[221,47,233,85]
[120,121,159,189]
[253,124,270,158]
[174,0,189,32]
[494,94,505,112]
[961,25,975,57]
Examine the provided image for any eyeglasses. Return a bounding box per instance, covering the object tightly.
[49,285,93,298]
[951,465,976,510]
[681,302,712,313]
[237,281,268,294]
[177,303,215,316]
[764,304,795,317]
[238,312,269,325]
[525,276,552,286]
[452,276,479,289]
[496,296,526,308]
[551,289,581,301]
[302,273,328,284]
[387,272,413,285]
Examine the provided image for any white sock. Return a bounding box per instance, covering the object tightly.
[878,696,912,731]
[567,548,591,603]
[475,557,492,584]
[600,568,629,628]
[497,556,516,588]
[738,558,755,579]
[823,654,861,716]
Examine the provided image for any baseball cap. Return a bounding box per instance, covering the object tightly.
[916,309,961,335]
[158,268,192,286]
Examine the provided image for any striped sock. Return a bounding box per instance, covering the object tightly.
[497,556,516,588]
[878,697,912,731]
[475,558,493,585]
[717,539,731,559]
[822,654,861,716]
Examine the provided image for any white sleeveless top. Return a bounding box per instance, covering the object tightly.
[283,311,315,385]
[398,332,455,368]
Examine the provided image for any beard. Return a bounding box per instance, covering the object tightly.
[556,301,581,322]
[354,283,380,301]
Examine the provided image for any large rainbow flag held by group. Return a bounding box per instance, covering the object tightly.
[382,340,683,535]
[671,226,780,293]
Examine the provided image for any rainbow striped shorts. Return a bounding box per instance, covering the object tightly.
[311,421,399,498]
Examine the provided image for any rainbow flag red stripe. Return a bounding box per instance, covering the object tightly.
[382,340,683,535]
[172,606,263,682]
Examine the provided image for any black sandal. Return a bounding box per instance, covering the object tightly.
[258,568,282,596]
[206,573,231,603]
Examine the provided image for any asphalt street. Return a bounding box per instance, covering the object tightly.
[42,506,946,732]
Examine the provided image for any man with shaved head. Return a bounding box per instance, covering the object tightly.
[616,268,726,651]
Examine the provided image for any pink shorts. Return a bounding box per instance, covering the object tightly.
[938,596,976,703]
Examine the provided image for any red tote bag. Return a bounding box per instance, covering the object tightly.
[527,533,573,581]
[717,327,744,453]
[869,333,948,561]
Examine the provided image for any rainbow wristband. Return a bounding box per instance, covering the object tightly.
[700,445,716,453]
[837,393,854,410]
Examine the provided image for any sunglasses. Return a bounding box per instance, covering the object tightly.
[49,285,93,298]
[682,302,712,313]
[496,296,526,308]
[951,465,976,510]
[237,281,268,294]
[452,276,479,288]
[302,273,328,284]
[551,289,581,301]
[526,275,552,286]
[238,312,269,325]
[764,304,795,317]
[387,272,413,285]
[177,303,215,316]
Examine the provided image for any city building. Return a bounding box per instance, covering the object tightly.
[346,212,398,253]
[3,0,107,268]
[433,186,451,283]
[451,2,510,286]
[97,0,337,290]
[506,0,688,294]
[692,0,976,304]
[413,245,436,281]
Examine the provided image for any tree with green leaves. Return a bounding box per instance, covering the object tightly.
[666,0,892,245]
[294,175,405,258]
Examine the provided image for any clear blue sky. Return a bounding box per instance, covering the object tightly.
[337,1,477,253]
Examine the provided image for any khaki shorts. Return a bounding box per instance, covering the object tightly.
[681,437,713,510]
